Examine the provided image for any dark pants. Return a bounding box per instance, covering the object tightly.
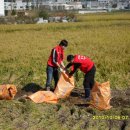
[83,65,96,98]
[46,65,59,89]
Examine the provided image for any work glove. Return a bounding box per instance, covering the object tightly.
[59,67,65,72]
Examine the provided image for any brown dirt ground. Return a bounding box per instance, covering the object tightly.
[13,85,130,130]
[15,85,130,109]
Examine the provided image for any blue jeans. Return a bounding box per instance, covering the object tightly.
[83,65,96,98]
[46,65,59,89]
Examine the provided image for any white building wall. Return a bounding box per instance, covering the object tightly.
[72,2,82,9]
[4,1,32,11]
[0,0,5,16]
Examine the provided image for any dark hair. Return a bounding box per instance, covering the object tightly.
[67,55,74,62]
[59,39,68,47]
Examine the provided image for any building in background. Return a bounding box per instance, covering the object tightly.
[3,0,130,12]
[0,0,5,16]
[4,0,32,11]
[32,0,82,10]
[4,0,83,11]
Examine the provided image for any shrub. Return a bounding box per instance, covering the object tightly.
[39,10,49,19]
[5,10,8,16]
[11,10,16,16]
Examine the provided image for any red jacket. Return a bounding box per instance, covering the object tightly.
[72,55,94,73]
[47,45,64,67]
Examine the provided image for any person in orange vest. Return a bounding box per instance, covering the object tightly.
[46,40,68,91]
[65,54,96,101]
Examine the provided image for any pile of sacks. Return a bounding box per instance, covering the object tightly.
[0,72,112,110]
[28,72,112,110]
[28,72,75,104]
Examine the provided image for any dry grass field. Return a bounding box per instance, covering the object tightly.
[0,12,130,130]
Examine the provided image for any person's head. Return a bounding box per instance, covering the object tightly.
[59,39,68,49]
[67,55,74,63]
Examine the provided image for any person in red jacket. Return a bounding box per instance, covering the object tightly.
[46,40,68,91]
[65,54,96,101]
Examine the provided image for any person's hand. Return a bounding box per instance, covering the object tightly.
[64,69,69,74]
[60,66,65,70]
[59,67,64,72]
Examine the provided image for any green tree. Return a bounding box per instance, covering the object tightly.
[11,10,16,16]
[39,10,49,19]
[5,10,8,16]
